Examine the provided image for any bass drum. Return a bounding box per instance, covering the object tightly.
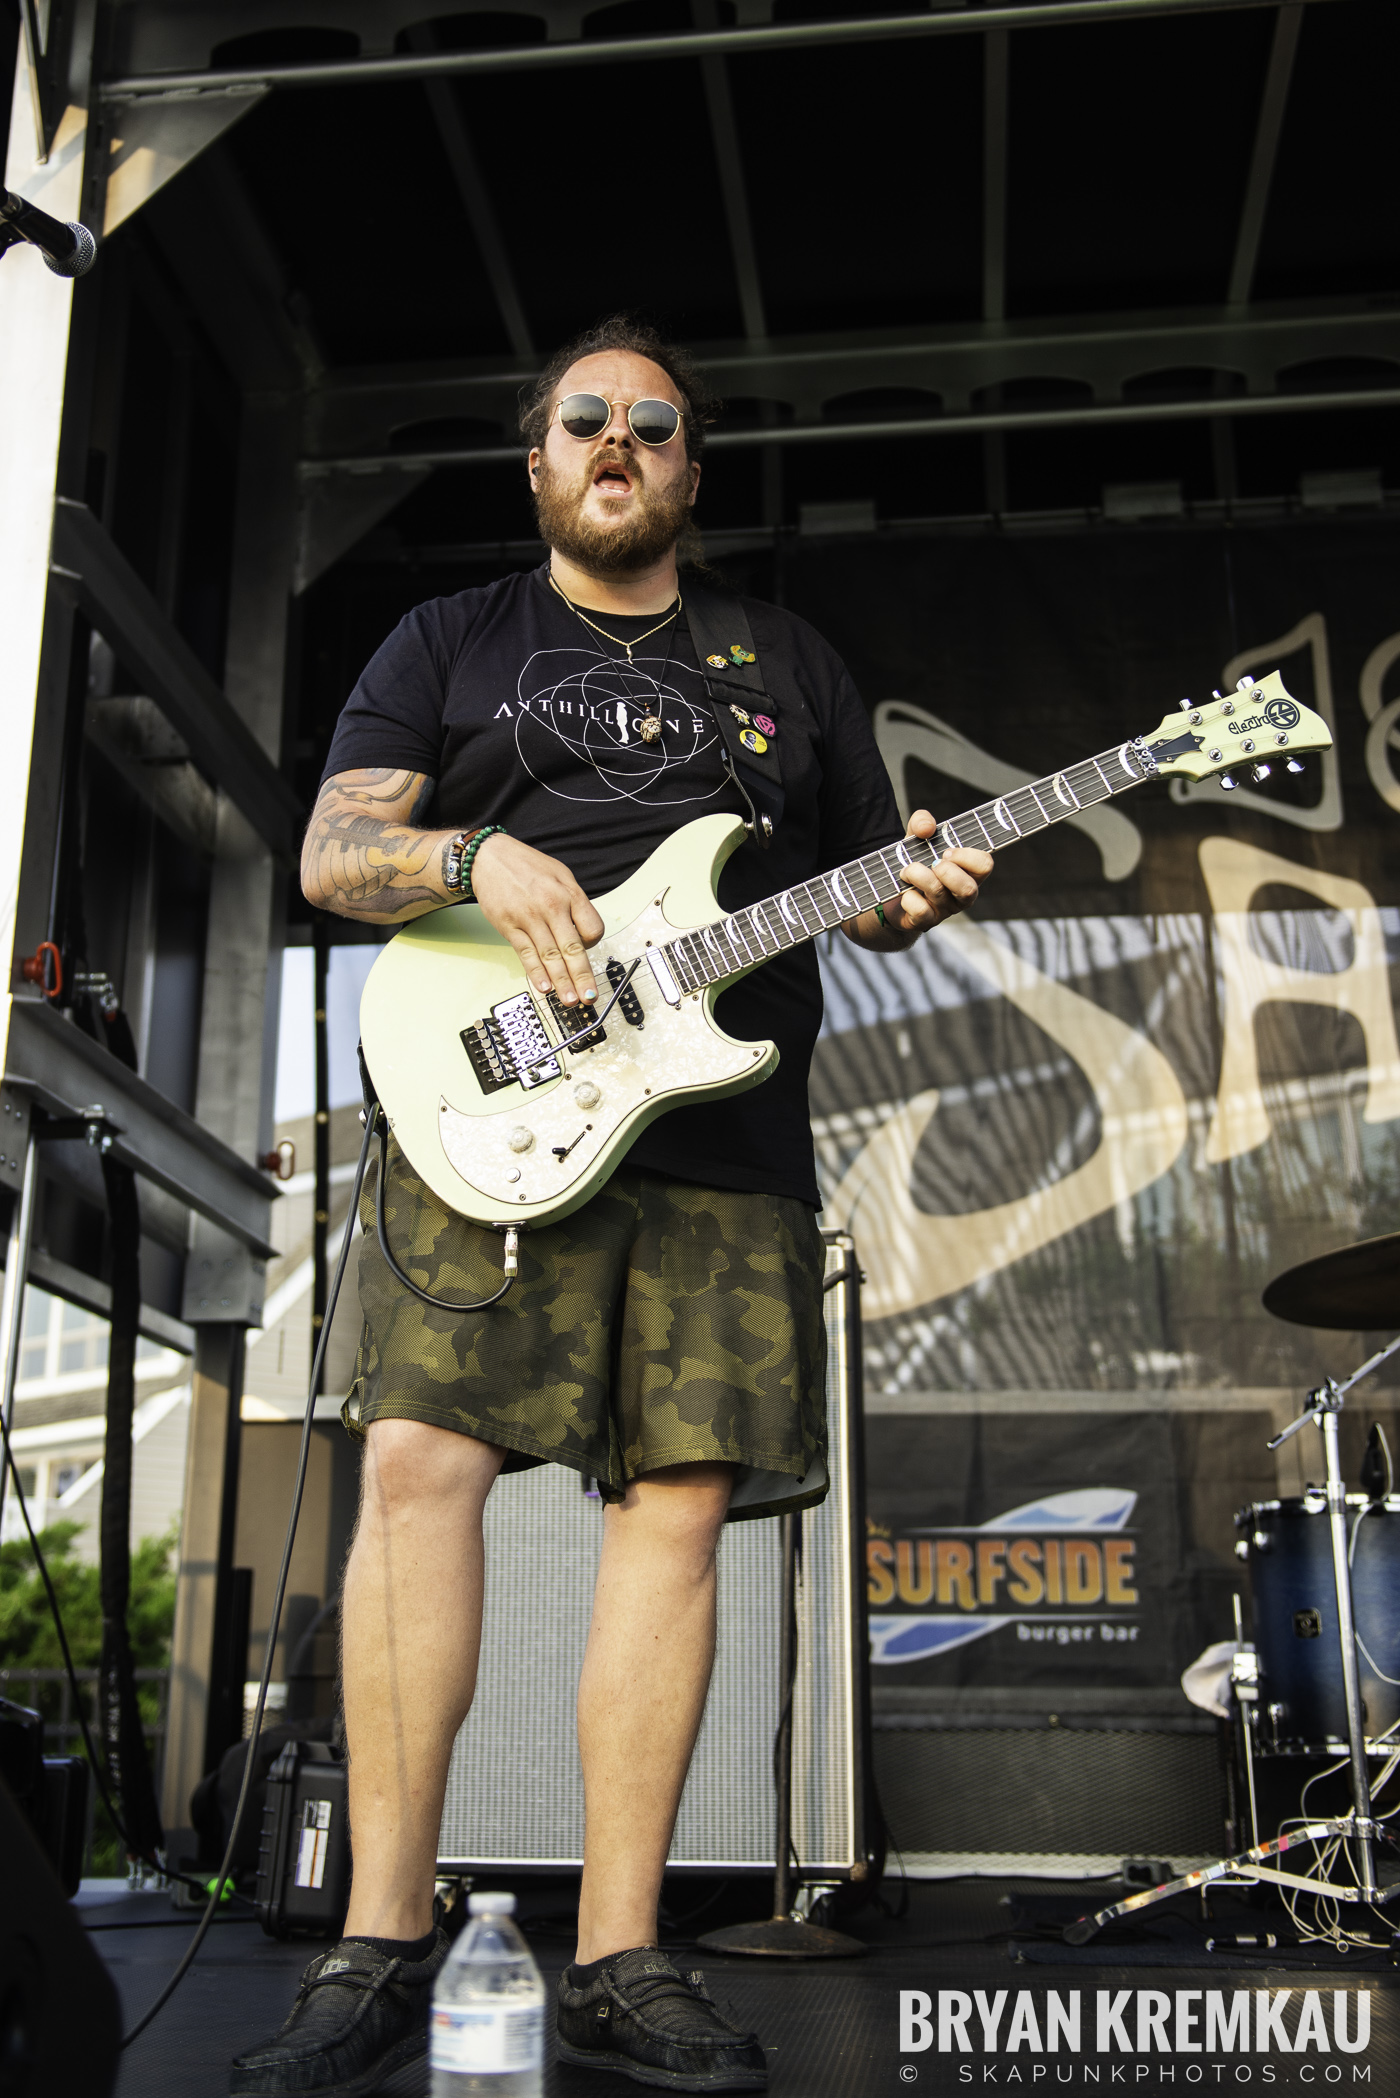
[1238,1494,1400,1751]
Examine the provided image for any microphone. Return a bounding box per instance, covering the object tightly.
[0,186,96,278]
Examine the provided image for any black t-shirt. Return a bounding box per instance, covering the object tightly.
[322,565,901,1205]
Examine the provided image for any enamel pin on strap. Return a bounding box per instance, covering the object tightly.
[684,582,784,840]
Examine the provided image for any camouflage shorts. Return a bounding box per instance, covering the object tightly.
[346,1140,829,1522]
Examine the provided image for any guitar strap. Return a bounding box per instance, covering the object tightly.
[682,582,783,845]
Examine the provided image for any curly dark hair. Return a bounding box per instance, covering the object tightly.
[518,315,719,464]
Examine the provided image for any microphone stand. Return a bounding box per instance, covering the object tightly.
[698,1511,865,1959]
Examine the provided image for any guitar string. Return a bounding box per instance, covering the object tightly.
[656,741,1152,993]
[497,712,1300,1079]
[517,738,1150,1059]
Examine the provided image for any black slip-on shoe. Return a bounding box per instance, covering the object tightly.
[556,1947,768,2092]
[229,1931,449,2096]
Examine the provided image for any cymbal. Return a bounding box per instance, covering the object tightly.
[1262,1230,1400,1330]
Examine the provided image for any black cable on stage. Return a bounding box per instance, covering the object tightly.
[120,1105,378,2051]
[373,1109,516,1315]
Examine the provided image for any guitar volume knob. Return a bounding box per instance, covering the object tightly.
[574,1082,602,1110]
[508,1127,535,1153]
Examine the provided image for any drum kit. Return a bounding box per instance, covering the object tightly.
[1067,1227,1400,1946]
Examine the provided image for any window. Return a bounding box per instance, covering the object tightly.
[14,1285,182,1396]
[19,1291,49,1382]
[59,1298,108,1377]
[18,1287,112,1388]
[50,1456,99,1500]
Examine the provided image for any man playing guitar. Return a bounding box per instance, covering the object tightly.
[232,315,990,2098]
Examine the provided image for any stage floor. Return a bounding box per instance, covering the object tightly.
[87,1873,1400,2096]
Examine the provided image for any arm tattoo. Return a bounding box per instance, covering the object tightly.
[301,768,456,923]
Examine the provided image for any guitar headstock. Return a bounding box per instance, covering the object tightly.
[1141,671,1331,789]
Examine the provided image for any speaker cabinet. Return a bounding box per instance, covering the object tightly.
[437,1229,869,1878]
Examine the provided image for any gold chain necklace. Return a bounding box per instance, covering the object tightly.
[548,571,681,663]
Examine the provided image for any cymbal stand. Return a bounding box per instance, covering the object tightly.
[1229,1591,1261,1851]
[1065,1336,1400,1946]
[1267,1338,1400,1904]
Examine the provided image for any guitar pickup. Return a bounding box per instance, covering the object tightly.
[461,992,561,1095]
[547,989,606,1051]
[607,957,644,1028]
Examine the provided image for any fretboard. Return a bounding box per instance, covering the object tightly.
[654,737,1156,993]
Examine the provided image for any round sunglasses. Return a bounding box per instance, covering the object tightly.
[553,392,683,447]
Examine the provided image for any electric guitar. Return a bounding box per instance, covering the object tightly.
[359,672,1330,1229]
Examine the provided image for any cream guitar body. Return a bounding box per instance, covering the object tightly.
[360,814,774,1227]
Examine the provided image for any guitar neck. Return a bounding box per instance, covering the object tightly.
[655,736,1157,993]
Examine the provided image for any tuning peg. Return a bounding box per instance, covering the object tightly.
[1220,774,1238,792]
[1250,762,1271,782]
[1212,689,1224,700]
[1286,757,1305,774]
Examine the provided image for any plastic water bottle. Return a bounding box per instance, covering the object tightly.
[430,1891,546,2097]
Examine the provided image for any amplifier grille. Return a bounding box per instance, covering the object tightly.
[437,1236,861,1871]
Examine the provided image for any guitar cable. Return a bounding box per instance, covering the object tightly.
[107,958,651,2034]
[116,932,820,2038]
[123,1047,527,2040]
[372,1106,519,1316]
[370,955,650,1315]
[120,1105,379,2050]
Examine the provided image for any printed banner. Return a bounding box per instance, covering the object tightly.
[862,1409,1279,1689]
[727,520,1400,1694]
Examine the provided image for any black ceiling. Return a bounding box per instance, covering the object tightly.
[201,2,1400,366]
[83,0,1400,841]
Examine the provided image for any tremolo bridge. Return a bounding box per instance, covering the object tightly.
[460,961,644,1098]
[461,992,560,1095]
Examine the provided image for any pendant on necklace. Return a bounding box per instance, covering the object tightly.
[639,715,662,745]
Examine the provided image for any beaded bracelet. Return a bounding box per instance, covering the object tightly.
[459,825,507,902]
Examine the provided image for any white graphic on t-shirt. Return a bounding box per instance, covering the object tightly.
[513,647,726,806]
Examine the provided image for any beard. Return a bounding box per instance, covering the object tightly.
[533,451,695,575]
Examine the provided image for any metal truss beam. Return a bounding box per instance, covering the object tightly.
[5,1002,278,1259]
[49,500,303,859]
[102,91,264,238]
[142,143,315,392]
[301,297,1400,461]
[694,0,767,344]
[982,31,1010,329]
[100,0,1346,104]
[1228,0,1304,305]
[305,380,1400,479]
[980,27,1011,512]
[403,23,534,363]
[28,1244,196,1356]
[335,491,1400,569]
